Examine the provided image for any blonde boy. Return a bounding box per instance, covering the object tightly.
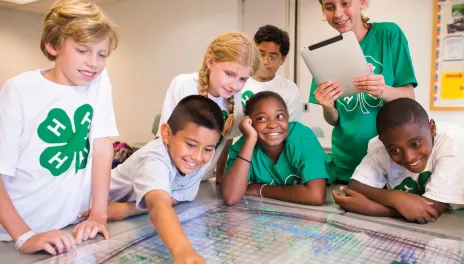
[0,0,119,255]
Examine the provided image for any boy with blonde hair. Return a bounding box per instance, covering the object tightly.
[0,0,119,255]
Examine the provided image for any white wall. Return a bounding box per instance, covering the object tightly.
[0,1,240,145]
[240,0,293,78]
[102,0,240,144]
[2,0,462,146]
[297,0,464,148]
[0,8,51,86]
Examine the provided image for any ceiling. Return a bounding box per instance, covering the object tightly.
[0,0,124,14]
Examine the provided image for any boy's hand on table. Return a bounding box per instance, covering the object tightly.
[72,215,109,244]
[332,186,375,214]
[20,230,76,255]
[173,247,206,264]
[391,191,438,224]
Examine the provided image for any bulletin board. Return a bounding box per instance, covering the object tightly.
[430,0,464,110]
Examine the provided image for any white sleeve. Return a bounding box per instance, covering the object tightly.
[133,158,172,210]
[156,75,192,137]
[0,79,23,176]
[287,83,302,122]
[351,140,388,188]
[171,181,201,202]
[423,151,464,210]
[91,69,118,139]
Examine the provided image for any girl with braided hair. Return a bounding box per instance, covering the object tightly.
[158,32,260,183]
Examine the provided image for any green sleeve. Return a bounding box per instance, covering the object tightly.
[390,25,418,88]
[308,78,320,104]
[286,123,328,184]
[226,136,252,181]
[299,136,329,184]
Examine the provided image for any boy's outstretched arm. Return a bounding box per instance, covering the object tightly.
[79,198,179,222]
[247,179,327,205]
[145,190,205,264]
[0,177,76,255]
[348,180,446,223]
[73,137,113,244]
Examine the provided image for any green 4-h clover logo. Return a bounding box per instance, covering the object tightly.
[241,90,254,108]
[337,55,384,114]
[221,110,228,120]
[393,171,431,196]
[37,104,93,176]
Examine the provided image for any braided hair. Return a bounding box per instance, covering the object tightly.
[198,32,261,137]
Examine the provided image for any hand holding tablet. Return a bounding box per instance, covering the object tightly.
[300,31,373,100]
[352,64,386,98]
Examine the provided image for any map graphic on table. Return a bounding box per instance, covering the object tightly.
[37,199,464,264]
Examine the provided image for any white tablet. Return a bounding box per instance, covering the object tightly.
[300,31,370,97]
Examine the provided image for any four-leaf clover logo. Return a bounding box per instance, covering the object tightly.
[241,90,254,108]
[337,55,385,114]
[393,171,431,196]
[37,104,93,176]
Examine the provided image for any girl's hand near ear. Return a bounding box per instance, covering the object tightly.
[239,116,257,141]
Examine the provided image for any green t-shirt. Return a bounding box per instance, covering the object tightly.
[308,22,418,182]
[226,122,329,185]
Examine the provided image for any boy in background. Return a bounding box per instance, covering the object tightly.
[241,25,301,122]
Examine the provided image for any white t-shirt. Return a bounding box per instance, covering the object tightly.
[157,73,243,180]
[241,75,301,122]
[109,138,211,209]
[352,122,464,210]
[0,69,118,241]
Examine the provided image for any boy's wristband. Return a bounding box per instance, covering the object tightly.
[15,230,35,251]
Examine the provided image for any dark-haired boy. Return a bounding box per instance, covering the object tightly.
[241,25,301,122]
[81,95,224,263]
[333,98,464,224]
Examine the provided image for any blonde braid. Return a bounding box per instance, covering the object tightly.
[197,32,261,137]
[223,96,235,137]
[197,64,209,97]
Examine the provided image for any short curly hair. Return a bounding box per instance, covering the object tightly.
[376,98,429,136]
[253,25,290,57]
[244,91,288,117]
